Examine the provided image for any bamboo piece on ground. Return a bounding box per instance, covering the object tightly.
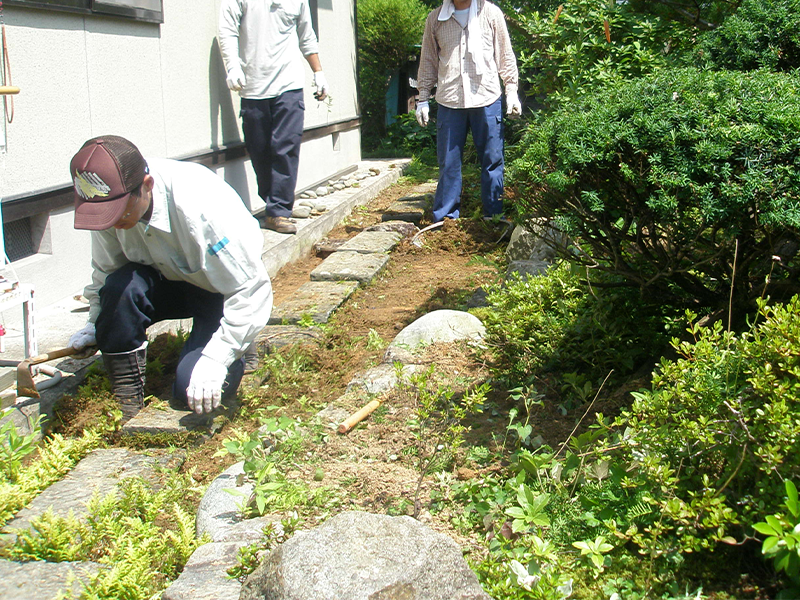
[337,399,382,434]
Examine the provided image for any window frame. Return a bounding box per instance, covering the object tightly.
[4,0,164,24]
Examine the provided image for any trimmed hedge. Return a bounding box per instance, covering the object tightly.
[508,68,800,317]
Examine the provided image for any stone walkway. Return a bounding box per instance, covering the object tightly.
[0,178,446,599]
[0,178,549,598]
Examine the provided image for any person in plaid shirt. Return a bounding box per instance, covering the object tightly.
[416,0,520,223]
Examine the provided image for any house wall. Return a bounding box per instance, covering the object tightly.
[0,0,360,313]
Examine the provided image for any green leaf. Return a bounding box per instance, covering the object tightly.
[787,480,799,518]
[754,522,780,537]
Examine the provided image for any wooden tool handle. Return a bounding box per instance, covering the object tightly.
[337,399,382,434]
[0,86,20,95]
[25,346,82,366]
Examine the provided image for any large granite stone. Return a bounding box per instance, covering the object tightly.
[384,310,486,364]
[239,511,492,600]
[505,260,551,280]
[310,251,390,284]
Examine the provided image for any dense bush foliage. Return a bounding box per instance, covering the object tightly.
[695,0,800,72]
[459,275,800,596]
[506,0,689,106]
[357,0,427,146]
[508,67,800,318]
[482,263,673,390]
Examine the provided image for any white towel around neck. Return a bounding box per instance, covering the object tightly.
[438,0,485,76]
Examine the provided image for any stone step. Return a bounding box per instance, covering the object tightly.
[381,194,432,225]
[310,251,390,284]
[268,281,359,325]
[4,447,185,533]
[337,230,402,254]
[121,400,229,436]
[0,558,102,600]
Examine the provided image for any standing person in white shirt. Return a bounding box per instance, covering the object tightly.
[67,135,273,423]
[416,0,520,223]
[219,0,329,235]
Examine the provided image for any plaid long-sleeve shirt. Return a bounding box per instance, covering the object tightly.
[417,0,518,109]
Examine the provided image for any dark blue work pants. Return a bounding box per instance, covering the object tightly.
[95,263,244,404]
[240,90,305,218]
[434,97,505,222]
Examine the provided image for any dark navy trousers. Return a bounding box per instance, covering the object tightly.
[95,263,244,404]
[434,97,505,222]
[240,90,305,218]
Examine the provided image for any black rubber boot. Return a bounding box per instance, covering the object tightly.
[102,343,147,423]
[243,342,259,375]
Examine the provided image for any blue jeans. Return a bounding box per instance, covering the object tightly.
[240,90,305,218]
[434,97,504,222]
[95,263,244,404]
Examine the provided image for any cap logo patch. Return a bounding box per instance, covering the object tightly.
[74,171,112,200]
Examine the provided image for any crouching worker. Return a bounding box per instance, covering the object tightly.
[67,135,272,422]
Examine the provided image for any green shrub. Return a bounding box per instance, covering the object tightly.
[358,0,427,146]
[482,263,672,389]
[695,0,800,72]
[509,68,800,318]
[594,296,800,571]
[507,0,690,106]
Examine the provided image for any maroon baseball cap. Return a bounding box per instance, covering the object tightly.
[71,135,148,230]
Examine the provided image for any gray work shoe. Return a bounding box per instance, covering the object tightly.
[102,342,147,424]
[262,216,297,234]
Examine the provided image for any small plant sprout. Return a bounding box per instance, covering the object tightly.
[572,536,614,578]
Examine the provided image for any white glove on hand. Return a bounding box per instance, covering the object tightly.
[313,71,328,101]
[506,92,522,118]
[69,322,96,350]
[186,355,229,415]
[416,101,430,127]
[226,65,246,92]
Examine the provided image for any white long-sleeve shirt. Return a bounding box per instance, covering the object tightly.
[219,0,320,99]
[84,158,273,368]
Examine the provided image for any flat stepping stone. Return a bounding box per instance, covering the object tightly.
[254,325,324,352]
[310,251,390,284]
[122,400,230,435]
[5,448,185,532]
[346,363,418,395]
[382,194,432,224]
[366,220,418,238]
[0,559,102,600]
[196,462,277,544]
[161,541,243,600]
[337,231,402,254]
[268,281,360,325]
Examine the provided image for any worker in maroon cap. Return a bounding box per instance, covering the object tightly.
[67,135,272,423]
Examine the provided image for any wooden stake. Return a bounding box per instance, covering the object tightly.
[337,399,382,434]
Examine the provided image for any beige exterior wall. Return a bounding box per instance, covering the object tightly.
[0,0,360,312]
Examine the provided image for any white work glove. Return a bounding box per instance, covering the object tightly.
[226,65,246,92]
[69,322,96,351]
[416,101,430,127]
[313,71,328,101]
[506,92,522,118]
[186,355,229,415]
